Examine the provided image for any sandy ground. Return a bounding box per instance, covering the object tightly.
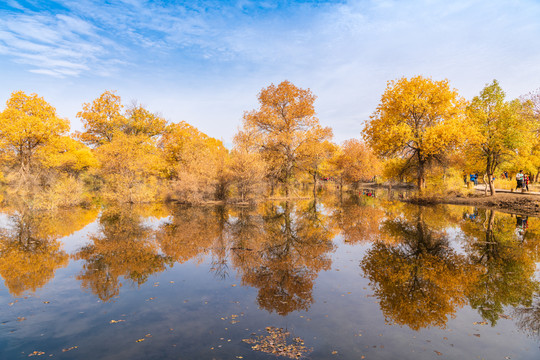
[410,192,540,216]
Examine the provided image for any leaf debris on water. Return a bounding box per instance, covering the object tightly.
[28,351,45,356]
[62,346,78,352]
[242,326,311,359]
[110,320,125,324]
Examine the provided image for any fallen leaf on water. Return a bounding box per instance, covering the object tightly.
[110,320,125,324]
[28,351,45,356]
[136,339,145,343]
[145,334,152,337]
[62,346,78,352]
[231,284,237,287]
[332,350,338,355]
[43,301,49,304]
[473,321,488,325]
[499,314,512,320]
[146,297,156,301]
[434,350,443,356]
[473,334,481,337]
[17,317,26,322]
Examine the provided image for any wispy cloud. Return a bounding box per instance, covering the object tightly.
[0,9,112,77]
[1,0,540,143]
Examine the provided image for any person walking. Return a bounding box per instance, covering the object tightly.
[516,170,524,191]
[524,173,530,191]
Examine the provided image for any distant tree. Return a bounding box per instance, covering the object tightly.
[237,80,332,196]
[332,139,381,187]
[467,80,536,195]
[77,91,125,146]
[363,76,466,190]
[77,91,166,147]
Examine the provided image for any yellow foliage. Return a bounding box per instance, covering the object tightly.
[160,122,228,202]
[96,133,165,203]
[37,136,97,173]
[363,76,467,189]
[237,80,332,196]
[0,91,69,170]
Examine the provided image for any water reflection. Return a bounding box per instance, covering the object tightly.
[461,209,539,325]
[73,205,173,302]
[231,200,335,315]
[0,204,98,297]
[361,206,474,330]
[1,196,539,337]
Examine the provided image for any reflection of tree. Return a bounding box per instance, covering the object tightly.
[156,205,224,264]
[73,206,172,302]
[231,200,335,315]
[331,200,385,244]
[0,208,81,296]
[461,210,539,325]
[513,294,540,339]
[361,208,474,331]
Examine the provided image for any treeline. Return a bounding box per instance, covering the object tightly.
[363,77,540,196]
[1,76,539,207]
[0,82,380,207]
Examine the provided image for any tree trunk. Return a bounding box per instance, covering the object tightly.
[417,161,426,191]
[312,171,317,198]
[486,158,496,196]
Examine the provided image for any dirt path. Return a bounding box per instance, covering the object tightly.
[410,192,540,216]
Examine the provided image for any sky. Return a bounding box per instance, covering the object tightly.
[1,0,540,146]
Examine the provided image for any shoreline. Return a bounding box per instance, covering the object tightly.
[404,192,540,216]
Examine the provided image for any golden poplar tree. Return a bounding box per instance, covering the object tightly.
[238,81,332,196]
[0,91,69,172]
[467,80,536,195]
[363,76,466,190]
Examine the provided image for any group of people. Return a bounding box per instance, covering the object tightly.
[463,170,534,192]
[515,170,531,191]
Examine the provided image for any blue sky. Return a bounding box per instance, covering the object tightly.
[1,0,540,145]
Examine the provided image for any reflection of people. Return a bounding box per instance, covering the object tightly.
[516,215,528,230]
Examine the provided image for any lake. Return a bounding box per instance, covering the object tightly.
[1,192,539,359]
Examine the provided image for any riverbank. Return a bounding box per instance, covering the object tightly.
[406,191,540,216]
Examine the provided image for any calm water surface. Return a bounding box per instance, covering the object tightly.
[1,193,539,359]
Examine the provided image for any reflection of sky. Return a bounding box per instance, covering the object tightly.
[1,0,540,146]
[0,213,10,228]
[1,201,540,358]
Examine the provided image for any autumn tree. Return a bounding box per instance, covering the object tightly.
[229,149,266,202]
[467,80,536,195]
[237,81,332,197]
[160,121,228,202]
[299,140,335,196]
[519,87,540,181]
[0,91,69,172]
[77,91,125,146]
[96,133,165,203]
[363,76,466,190]
[330,139,381,188]
[77,91,166,147]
